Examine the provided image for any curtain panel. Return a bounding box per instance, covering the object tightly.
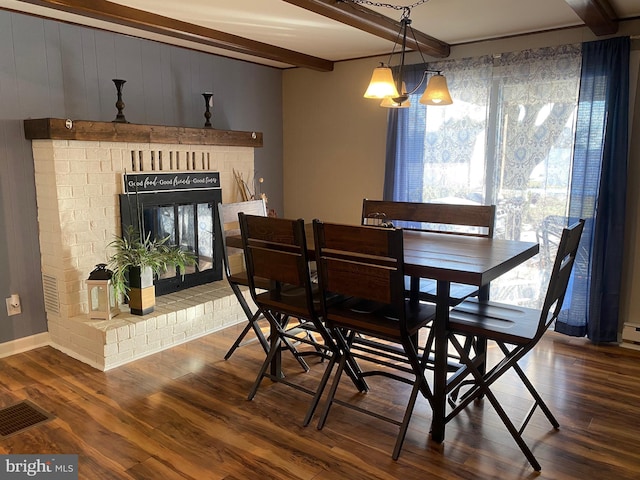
[555,36,630,342]
[383,67,427,202]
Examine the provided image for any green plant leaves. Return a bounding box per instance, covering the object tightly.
[107,225,196,300]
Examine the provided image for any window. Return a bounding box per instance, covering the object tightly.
[388,45,582,307]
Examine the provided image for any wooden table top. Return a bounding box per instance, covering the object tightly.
[226,224,539,287]
[401,229,539,286]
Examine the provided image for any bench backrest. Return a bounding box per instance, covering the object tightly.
[362,199,496,238]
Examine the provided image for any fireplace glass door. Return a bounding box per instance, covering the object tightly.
[119,189,223,296]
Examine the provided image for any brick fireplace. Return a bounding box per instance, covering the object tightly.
[24,118,262,370]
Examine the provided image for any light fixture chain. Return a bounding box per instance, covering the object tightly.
[344,0,432,11]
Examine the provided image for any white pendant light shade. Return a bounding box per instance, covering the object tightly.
[364,66,399,99]
[419,74,453,105]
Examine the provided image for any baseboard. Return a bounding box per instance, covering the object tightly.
[0,332,50,358]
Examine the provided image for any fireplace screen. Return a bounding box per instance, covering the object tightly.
[119,172,223,296]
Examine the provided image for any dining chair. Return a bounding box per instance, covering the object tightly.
[312,219,436,460]
[217,200,270,359]
[444,219,585,471]
[238,213,367,425]
[361,199,497,306]
[219,201,319,367]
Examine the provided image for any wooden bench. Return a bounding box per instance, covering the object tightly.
[361,199,496,305]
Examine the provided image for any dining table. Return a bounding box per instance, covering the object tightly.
[227,223,539,444]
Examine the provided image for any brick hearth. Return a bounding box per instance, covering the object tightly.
[55,283,251,370]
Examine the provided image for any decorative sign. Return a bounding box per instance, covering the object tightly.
[122,171,220,194]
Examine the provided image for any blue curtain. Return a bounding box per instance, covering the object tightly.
[383,66,427,202]
[555,37,630,342]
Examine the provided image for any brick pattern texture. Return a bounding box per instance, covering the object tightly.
[31,139,255,370]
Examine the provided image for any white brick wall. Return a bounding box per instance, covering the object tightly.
[31,139,256,370]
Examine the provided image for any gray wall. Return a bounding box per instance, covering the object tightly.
[0,10,284,343]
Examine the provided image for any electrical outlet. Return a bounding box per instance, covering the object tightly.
[6,297,21,316]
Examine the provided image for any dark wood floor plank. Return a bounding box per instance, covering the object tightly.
[1,330,640,479]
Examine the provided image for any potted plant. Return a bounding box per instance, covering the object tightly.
[107,225,196,315]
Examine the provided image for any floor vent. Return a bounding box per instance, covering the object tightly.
[0,400,55,438]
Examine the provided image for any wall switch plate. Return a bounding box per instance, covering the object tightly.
[6,297,21,316]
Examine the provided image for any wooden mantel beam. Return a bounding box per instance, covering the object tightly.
[13,0,335,71]
[283,0,450,59]
[23,118,264,147]
[564,0,618,36]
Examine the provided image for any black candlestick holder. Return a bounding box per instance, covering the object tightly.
[202,92,213,128]
[112,79,128,123]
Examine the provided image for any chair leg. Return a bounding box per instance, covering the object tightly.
[391,335,434,460]
[447,335,543,472]
[483,386,542,471]
[499,343,560,429]
[405,336,433,403]
[316,352,348,430]
[225,282,270,360]
[298,322,324,355]
[316,330,354,430]
[460,341,557,431]
[277,315,311,372]
[303,348,340,426]
[317,331,431,460]
[392,378,422,460]
[317,326,368,393]
[224,309,268,360]
[247,312,285,400]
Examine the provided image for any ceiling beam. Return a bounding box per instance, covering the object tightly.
[564,0,618,35]
[13,0,335,71]
[283,0,450,59]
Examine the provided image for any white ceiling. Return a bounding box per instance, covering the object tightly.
[2,0,640,69]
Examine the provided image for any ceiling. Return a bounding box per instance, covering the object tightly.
[2,0,639,71]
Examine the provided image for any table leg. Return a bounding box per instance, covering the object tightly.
[431,279,450,443]
[270,313,283,379]
[478,284,490,302]
[476,285,489,377]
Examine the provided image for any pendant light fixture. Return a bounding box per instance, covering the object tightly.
[362,5,452,108]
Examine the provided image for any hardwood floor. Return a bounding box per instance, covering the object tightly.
[1,324,639,479]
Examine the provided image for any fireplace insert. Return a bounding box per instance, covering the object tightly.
[119,172,223,296]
